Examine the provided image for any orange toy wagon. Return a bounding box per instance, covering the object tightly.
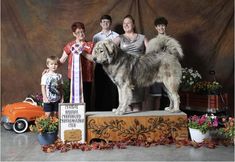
[1,97,45,133]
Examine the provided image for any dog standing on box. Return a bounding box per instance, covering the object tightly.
[92,35,183,115]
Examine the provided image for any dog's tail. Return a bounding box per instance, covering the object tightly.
[146,35,184,59]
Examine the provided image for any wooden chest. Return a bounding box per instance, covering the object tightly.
[86,111,188,143]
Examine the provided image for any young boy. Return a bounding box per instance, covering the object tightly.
[41,56,64,117]
[149,16,169,110]
[93,15,119,43]
[92,15,119,111]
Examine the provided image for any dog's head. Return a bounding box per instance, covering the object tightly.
[92,40,117,64]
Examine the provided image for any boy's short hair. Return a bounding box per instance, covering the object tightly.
[46,56,59,65]
[100,15,112,23]
[71,22,85,32]
[154,17,168,27]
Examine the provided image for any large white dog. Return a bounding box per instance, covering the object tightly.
[92,35,183,115]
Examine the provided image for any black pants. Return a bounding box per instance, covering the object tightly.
[94,64,119,111]
[83,82,92,111]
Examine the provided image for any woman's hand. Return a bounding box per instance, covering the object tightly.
[42,69,49,75]
[81,52,93,62]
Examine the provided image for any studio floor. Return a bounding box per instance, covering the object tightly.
[1,126,234,162]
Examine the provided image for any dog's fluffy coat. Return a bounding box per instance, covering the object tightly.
[92,35,183,115]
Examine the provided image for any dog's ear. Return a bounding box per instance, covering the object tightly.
[103,40,116,56]
[102,40,117,64]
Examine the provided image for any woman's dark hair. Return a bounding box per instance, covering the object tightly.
[100,15,112,23]
[124,15,135,24]
[154,17,168,26]
[71,22,85,32]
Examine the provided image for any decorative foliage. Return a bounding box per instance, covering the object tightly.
[87,117,181,140]
[218,117,234,139]
[40,138,227,153]
[37,116,233,153]
[29,93,43,106]
[180,67,202,91]
[192,81,222,95]
[30,115,59,133]
[188,114,218,134]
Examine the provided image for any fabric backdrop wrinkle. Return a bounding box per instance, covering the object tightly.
[1,0,234,114]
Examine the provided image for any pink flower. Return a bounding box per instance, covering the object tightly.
[191,115,199,121]
[212,118,218,127]
[188,114,219,134]
[229,117,234,122]
[198,115,207,125]
[222,117,226,122]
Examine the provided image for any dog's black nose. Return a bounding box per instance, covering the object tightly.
[93,57,97,62]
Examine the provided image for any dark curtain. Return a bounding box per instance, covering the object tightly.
[1,0,234,114]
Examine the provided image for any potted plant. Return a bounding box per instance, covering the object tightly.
[218,117,234,143]
[188,114,218,142]
[30,115,59,145]
[192,81,222,95]
[180,67,202,91]
[180,80,227,113]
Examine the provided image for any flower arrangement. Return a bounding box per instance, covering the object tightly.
[192,81,222,95]
[29,93,43,106]
[218,117,234,139]
[30,115,59,133]
[181,67,202,91]
[188,114,218,134]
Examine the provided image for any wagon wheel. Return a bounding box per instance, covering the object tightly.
[13,118,29,133]
[2,123,13,130]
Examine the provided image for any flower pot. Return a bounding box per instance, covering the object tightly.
[189,128,209,143]
[37,132,58,145]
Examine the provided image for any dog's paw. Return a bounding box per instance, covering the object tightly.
[115,110,125,115]
[164,107,172,111]
[126,106,132,112]
[170,109,181,113]
[113,107,124,115]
